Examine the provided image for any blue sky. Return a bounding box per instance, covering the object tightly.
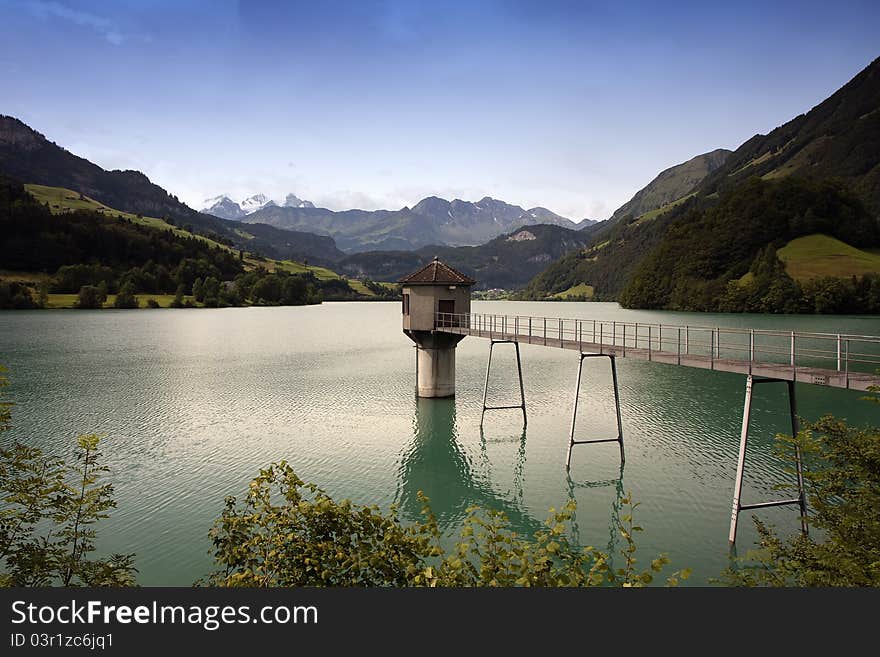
[1,1,878,219]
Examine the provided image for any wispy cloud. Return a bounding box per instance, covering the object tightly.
[21,0,132,45]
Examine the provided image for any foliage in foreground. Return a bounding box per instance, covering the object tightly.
[0,435,137,587]
[206,462,689,587]
[0,369,136,586]
[723,411,880,586]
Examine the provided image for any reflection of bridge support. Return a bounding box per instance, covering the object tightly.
[566,353,625,470]
[566,462,626,556]
[728,375,808,546]
[480,340,527,427]
[397,396,543,534]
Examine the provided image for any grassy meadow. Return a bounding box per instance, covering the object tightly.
[778,234,880,281]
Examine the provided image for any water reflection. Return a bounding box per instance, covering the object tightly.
[396,397,542,535]
[566,463,626,562]
[478,424,527,504]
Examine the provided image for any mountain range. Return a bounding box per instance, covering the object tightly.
[211,192,594,252]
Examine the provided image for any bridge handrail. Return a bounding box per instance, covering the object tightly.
[433,311,880,373]
[440,311,880,340]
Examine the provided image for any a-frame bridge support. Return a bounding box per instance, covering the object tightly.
[728,375,808,546]
[567,353,625,470]
[480,340,527,427]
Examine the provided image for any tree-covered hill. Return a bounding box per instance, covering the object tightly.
[699,56,880,216]
[520,56,880,313]
[0,175,241,295]
[338,223,599,289]
[0,116,344,266]
[618,177,880,311]
[0,176,375,308]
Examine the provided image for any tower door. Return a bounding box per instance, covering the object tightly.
[438,299,455,326]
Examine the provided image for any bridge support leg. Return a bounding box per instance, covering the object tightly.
[566,354,625,470]
[480,340,527,427]
[728,375,808,546]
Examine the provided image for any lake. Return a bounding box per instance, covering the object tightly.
[1,301,879,585]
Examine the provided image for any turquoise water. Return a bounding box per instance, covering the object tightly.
[1,301,878,585]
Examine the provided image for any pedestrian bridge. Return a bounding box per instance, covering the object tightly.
[435,311,880,391]
[432,310,880,545]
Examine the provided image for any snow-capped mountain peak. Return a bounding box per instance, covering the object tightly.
[201,194,246,220]
[240,193,276,214]
[201,192,315,219]
[202,194,233,206]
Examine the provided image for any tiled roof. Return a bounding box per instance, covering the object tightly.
[399,257,476,285]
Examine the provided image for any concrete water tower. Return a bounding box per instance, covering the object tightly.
[400,257,475,398]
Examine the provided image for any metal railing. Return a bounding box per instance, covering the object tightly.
[434,311,880,377]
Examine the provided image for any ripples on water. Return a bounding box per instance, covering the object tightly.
[1,302,878,584]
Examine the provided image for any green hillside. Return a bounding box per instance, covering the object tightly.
[610,149,730,223]
[549,283,595,300]
[23,183,356,287]
[26,183,237,247]
[618,177,878,309]
[634,192,696,224]
[778,234,880,281]
[699,56,880,216]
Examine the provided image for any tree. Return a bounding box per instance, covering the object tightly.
[206,462,689,587]
[170,283,186,308]
[37,281,49,308]
[0,370,136,586]
[75,285,106,309]
[250,275,282,304]
[202,276,221,304]
[281,276,307,305]
[57,435,129,586]
[113,282,139,309]
[192,277,204,303]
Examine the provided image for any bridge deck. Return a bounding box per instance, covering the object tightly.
[434,313,880,392]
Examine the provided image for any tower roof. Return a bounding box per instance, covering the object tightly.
[398,256,476,286]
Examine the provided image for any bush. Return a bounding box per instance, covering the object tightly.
[0,282,38,309]
[113,283,139,309]
[75,284,106,309]
[205,462,688,587]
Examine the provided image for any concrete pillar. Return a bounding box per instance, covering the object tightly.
[416,345,456,397]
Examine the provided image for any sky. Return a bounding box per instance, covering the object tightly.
[1,0,878,220]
